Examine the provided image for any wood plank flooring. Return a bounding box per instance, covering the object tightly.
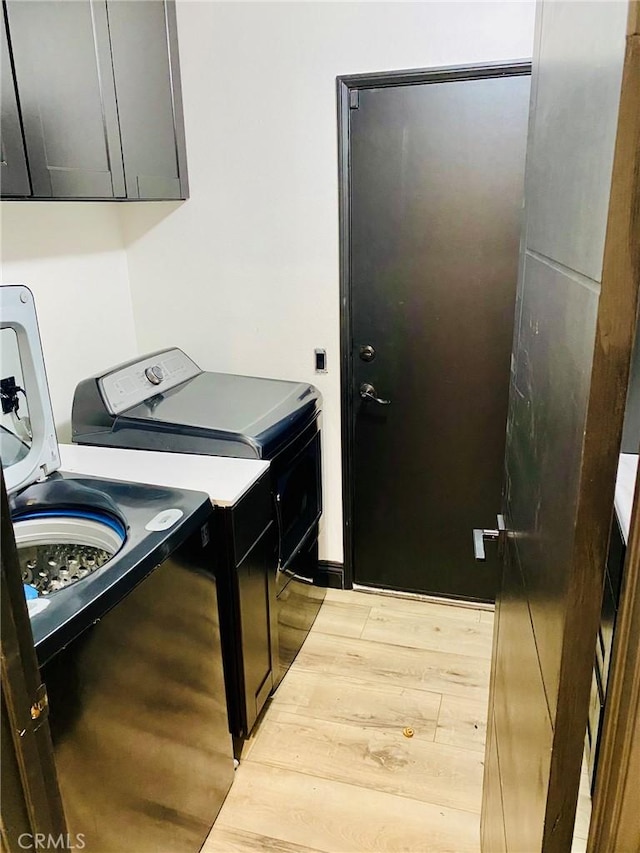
[204,590,493,853]
[203,588,592,852]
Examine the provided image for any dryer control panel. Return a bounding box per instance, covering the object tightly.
[99,348,201,415]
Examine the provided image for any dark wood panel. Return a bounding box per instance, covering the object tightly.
[231,472,272,566]
[524,2,629,282]
[484,4,640,851]
[215,479,277,743]
[493,541,552,852]
[480,713,507,853]
[543,13,640,846]
[237,524,274,732]
[506,252,599,723]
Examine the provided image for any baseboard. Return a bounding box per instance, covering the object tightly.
[352,583,494,609]
[317,560,344,588]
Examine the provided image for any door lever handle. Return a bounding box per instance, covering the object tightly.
[359,383,391,405]
[473,515,506,560]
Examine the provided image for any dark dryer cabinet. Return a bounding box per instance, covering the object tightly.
[1,0,188,200]
[214,471,278,747]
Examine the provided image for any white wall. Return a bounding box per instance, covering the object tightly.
[120,0,536,563]
[0,203,137,441]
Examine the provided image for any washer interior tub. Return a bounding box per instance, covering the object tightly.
[13,511,126,596]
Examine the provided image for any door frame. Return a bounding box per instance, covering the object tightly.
[0,470,67,849]
[588,8,640,847]
[337,60,532,590]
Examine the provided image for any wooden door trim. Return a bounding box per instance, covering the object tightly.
[588,8,640,848]
[336,61,532,589]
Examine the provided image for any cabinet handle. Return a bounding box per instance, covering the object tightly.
[273,492,283,570]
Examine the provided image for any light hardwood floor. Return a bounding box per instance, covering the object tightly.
[204,590,493,853]
[203,589,592,853]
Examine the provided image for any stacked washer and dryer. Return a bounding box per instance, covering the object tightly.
[1,286,235,853]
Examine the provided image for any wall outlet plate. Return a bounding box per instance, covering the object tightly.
[314,348,327,373]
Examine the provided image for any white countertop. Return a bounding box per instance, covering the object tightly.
[615,453,638,545]
[59,444,636,542]
[59,444,269,508]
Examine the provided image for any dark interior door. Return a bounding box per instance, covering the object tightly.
[482,2,637,850]
[345,66,531,601]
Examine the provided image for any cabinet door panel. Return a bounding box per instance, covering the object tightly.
[1,10,30,197]
[6,0,124,198]
[107,0,188,200]
[237,524,274,733]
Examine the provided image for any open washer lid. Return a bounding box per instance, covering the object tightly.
[0,285,60,494]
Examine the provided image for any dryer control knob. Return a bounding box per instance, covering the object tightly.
[145,365,164,385]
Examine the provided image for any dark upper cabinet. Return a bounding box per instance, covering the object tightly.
[1,0,188,201]
[5,0,124,199]
[0,8,31,197]
[107,1,188,200]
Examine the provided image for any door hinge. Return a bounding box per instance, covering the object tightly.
[29,683,49,731]
[349,89,360,110]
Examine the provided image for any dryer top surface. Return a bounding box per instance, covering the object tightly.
[122,371,319,437]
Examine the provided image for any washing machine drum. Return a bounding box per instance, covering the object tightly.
[11,479,127,597]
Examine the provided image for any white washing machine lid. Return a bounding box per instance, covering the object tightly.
[0,285,60,494]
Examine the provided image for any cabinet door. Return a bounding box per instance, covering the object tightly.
[5,1,125,199]
[237,525,275,734]
[1,8,30,197]
[106,0,188,200]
